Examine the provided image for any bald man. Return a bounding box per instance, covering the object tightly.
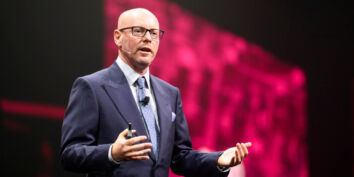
[60,8,251,177]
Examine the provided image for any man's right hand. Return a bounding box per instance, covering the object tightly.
[111,129,152,161]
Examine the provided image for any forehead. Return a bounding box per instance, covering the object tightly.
[119,11,159,29]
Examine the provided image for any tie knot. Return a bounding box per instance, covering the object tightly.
[136,77,146,89]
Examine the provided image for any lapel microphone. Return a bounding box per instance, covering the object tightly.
[141,96,150,106]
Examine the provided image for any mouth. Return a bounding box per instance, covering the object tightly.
[139,47,152,53]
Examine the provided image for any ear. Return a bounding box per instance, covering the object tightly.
[113,29,121,46]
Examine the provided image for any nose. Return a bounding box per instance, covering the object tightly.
[143,30,153,41]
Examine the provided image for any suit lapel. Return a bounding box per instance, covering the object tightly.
[103,63,148,139]
[150,76,173,162]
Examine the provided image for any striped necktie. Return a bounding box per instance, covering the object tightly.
[136,77,160,158]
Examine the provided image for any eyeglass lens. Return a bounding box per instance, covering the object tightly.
[132,27,162,39]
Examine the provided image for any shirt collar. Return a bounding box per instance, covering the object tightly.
[116,56,151,88]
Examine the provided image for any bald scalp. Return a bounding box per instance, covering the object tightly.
[117,8,159,29]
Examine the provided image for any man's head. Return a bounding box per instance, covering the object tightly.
[114,8,162,74]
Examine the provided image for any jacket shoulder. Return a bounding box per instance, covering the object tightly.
[74,67,110,87]
[150,75,179,92]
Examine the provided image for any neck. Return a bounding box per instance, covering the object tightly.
[119,54,148,75]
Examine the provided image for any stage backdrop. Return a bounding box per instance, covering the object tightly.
[0,0,309,176]
[104,0,308,177]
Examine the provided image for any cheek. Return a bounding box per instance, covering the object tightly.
[129,41,140,52]
[152,42,160,53]
[121,37,138,50]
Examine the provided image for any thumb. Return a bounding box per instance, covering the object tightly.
[118,129,129,139]
[118,129,137,139]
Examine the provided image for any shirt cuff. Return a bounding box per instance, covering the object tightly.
[216,165,231,172]
[216,151,231,172]
[108,144,120,165]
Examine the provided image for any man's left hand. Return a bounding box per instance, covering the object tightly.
[217,142,252,167]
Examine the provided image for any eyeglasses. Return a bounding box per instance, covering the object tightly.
[119,26,164,40]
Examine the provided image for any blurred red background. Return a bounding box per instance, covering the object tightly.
[1,0,352,177]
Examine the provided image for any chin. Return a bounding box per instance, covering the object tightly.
[137,57,154,65]
[134,60,151,69]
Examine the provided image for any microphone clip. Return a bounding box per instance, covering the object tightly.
[141,96,150,106]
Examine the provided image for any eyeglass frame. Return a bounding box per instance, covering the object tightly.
[118,26,165,40]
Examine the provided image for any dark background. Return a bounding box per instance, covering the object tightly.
[1,0,353,177]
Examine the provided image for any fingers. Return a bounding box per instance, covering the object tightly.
[126,135,148,145]
[234,149,238,165]
[241,143,249,158]
[125,147,151,157]
[235,147,241,165]
[130,155,150,160]
[123,143,152,161]
[128,142,152,152]
[245,142,252,148]
[113,129,151,162]
[234,142,251,165]
[217,142,251,167]
[118,129,146,146]
[237,143,244,160]
[119,129,129,138]
[230,153,236,165]
[118,129,136,139]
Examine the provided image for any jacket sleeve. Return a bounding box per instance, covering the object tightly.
[60,77,113,174]
[170,90,229,177]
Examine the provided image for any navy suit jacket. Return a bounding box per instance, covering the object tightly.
[60,62,229,177]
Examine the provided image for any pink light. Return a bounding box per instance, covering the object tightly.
[3,118,29,132]
[1,99,65,120]
[291,68,306,86]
